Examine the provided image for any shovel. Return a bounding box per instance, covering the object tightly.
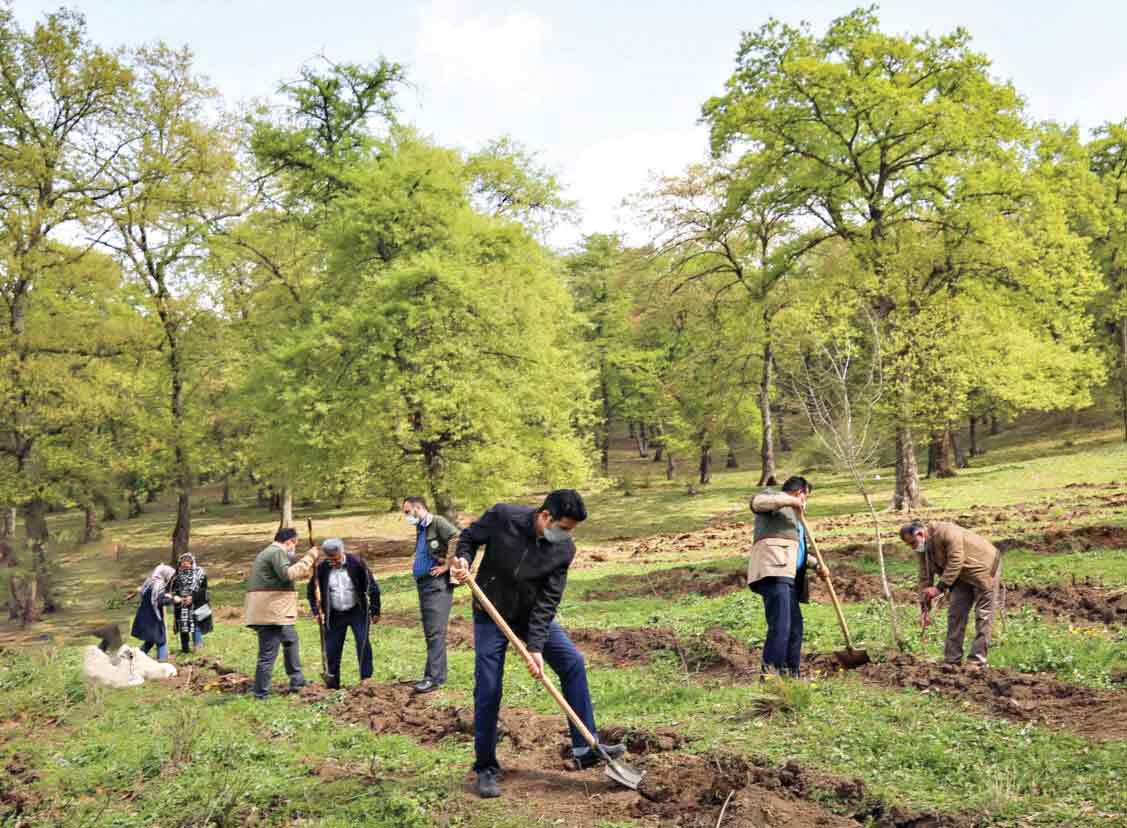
[462,572,645,792]
[795,511,870,669]
[307,518,336,688]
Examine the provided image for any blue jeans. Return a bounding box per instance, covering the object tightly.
[324,605,373,681]
[140,641,169,662]
[472,614,598,772]
[751,577,804,676]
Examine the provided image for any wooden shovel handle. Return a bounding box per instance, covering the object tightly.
[795,511,857,651]
[463,572,600,751]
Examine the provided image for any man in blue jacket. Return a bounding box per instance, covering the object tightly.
[307,538,381,689]
[450,489,624,799]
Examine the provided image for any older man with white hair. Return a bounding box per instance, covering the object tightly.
[307,537,381,688]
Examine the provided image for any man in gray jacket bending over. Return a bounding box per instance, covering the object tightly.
[748,476,829,677]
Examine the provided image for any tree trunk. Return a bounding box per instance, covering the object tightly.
[968,415,980,457]
[1120,318,1127,442]
[637,422,649,457]
[951,426,968,469]
[776,404,792,452]
[0,507,13,539]
[172,490,191,559]
[221,477,232,506]
[256,487,268,507]
[725,445,738,469]
[894,424,923,510]
[665,451,675,481]
[127,492,143,519]
[423,446,457,520]
[269,490,281,512]
[146,488,160,504]
[652,442,663,463]
[930,429,956,478]
[698,442,712,485]
[758,341,778,486]
[82,501,101,544]
[600,434,610,476]
[25,498,55,615]
[989,413,1001,436]
[280,485,294,529]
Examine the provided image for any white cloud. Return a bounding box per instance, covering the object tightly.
[415,5,548,111]
[551,126,710,249]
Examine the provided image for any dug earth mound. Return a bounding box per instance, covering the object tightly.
[832,654,1127,740]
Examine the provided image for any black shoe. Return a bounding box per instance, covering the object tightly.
[289,678,309,691]
[474,768,501,798]
[324,675,341,690]
[573,742,627,770]
[414,678,441,694]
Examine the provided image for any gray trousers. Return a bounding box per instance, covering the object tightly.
[416,574,454,685]
[945,562,1001,666]
[253,625,306,697]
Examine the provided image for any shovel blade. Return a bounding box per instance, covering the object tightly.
[604,758,646,791]
[834,648,871,669]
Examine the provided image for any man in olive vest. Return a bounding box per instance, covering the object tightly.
[900,520,1001,672]
[748,475,829,677]
[403,496,460,693]
[244,527,320,698]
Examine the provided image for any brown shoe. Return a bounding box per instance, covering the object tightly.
[965,662,984,674]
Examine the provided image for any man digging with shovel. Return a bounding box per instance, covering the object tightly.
[450,489,629,799]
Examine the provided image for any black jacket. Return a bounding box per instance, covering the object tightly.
[307,553,381,620]
[455,503,574,652]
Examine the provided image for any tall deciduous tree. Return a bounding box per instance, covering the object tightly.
[704,9,1029,509]
[97,44,238,557]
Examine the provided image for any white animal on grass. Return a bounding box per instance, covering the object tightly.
[118,645,177,680]
[82,645,144,688]
[81,645,178,688]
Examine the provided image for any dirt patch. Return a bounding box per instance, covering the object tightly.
[0,756,42,820]
[996,524,1127,555]
[583,564,747,601]
[631,753,969,828]
[582,562,913,605]
[1006,580,1127,626]
[835,654,1127,741]
[567,626,760,675]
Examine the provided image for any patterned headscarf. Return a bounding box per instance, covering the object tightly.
[141,564,176,611]
[176,552,205,594]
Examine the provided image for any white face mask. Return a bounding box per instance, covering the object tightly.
[405,514,420,526]
[543,524,570,544]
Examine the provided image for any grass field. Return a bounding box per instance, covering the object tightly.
[2,412,1126,827]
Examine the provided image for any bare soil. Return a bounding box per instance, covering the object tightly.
[1005,580,1127,626]
[826,654,1127,741]
[581,562,915,605]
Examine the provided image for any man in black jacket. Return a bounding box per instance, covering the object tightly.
[450,489,624,799]
[307,538,381,689]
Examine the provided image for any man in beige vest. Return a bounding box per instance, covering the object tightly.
[899,521,1001,672]
[748,476,829,677]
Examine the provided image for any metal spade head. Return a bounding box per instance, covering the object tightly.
[833,647,871,669]
[601,752,646,791]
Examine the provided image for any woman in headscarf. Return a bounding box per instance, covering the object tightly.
[170,552,212,653]
[130,563,176,661]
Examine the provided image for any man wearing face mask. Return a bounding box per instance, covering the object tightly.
[245,527,321,698]
[403,496,460,694]
[899,520,1001,672]
[450,489,625,799]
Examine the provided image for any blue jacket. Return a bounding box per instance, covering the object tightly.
[130,585,172,645]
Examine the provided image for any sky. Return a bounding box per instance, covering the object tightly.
[12,1,1127,248]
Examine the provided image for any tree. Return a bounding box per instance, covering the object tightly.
[565,235,661,474]
[704,8,1030,509]
[1090,121,1127,440]
[96,44,239,558]
[776,294,903,650]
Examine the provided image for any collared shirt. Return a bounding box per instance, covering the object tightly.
[796,520,807,571]
[411,513,440,579]
[328,563,357,612]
